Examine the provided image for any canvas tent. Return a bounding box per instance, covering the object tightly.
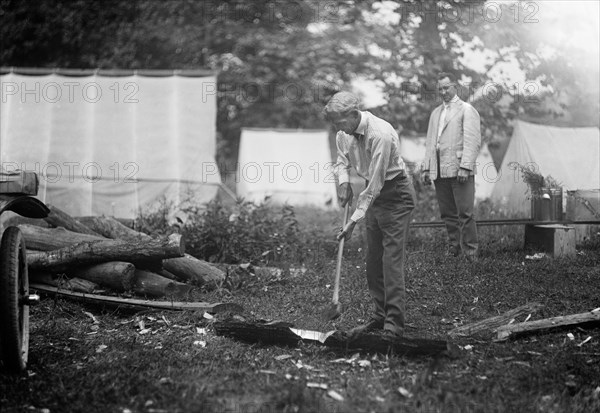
[237,128,337,208]
[491,120,600,216]
[400,135,496,201]
[0,68,222,219]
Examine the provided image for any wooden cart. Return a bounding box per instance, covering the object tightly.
[0,192,50,373]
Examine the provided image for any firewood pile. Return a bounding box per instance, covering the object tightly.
[13,205,228,300]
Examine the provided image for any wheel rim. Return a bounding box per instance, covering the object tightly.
[18,239,30,365]
[0,226,30,372]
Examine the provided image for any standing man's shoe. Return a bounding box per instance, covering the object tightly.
[465,253,478,263]
[446,247,460,257]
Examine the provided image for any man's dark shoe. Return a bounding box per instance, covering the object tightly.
[347,318,384,336]
[381,328,404,340]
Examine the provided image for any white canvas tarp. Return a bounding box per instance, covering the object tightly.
[0,70,220,219]
[237,128,337,208]
[491,120,600,216]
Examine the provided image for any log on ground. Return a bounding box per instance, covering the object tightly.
[3,215,51,229]
[496,308,600,341]
[19,224,106,251]
[44,204,102,236]
[213,318,452,357]
[77,216,225,288]
[163,253,225,288]
[132,269,194,299]
[448,302,544,339]
[30,272,99,293]
[77,215,152,241]
[27,233,184,272]
[75,261,136,292]
[324,331,452,357]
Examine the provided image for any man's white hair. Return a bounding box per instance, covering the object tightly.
[323,91,360,118]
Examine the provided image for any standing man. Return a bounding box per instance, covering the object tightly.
[323,91,415,338]
[422,72,481,261]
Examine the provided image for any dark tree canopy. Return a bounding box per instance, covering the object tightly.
[1,0,597,165]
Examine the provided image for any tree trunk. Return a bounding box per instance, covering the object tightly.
[448,302,544,338]
[77,215,151,241]
[163,253,225,288]
[132,269,194,299]
[496,308,600,341]
[75,261,136,292]
[19,224,106,251]
[27,233,184,272]
[157,269,178,280]
[3,215,50,229]
[44,204,102,236]
[78,216,226,288]
[213,318,453,357]
[30,272,98,293]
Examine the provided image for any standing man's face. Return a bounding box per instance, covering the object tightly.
[438,77,457,103]
[327,110,361,135]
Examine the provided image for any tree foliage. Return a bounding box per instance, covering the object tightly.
[1,0,597,164]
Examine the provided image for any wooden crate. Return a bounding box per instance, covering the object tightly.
[524,224,576,258]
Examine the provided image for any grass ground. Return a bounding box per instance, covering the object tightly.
[2,190,600,413]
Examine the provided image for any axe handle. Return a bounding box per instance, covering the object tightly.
[332,203,350,303]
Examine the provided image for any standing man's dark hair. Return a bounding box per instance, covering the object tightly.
[421,72,482,261]
[325,91,416,338]
[437,72,457,83]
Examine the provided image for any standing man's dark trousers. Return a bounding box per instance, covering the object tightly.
[365,174,415,335]
[434,176,478,257]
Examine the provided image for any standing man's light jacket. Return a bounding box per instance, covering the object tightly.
[422,98,481,180]
[335,111,406,223]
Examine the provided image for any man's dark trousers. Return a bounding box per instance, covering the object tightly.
[365,174,415,335]
[434,176,478,257]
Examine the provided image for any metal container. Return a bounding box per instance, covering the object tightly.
[548,187,563,221]
[531,189,550,221]
[531,187,563,221]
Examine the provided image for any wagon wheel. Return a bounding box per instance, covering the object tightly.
[0,226,36,373]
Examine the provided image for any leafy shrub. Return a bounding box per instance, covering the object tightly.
[182,200,301,264]
[133,196,174,237]
[134,196,341,266]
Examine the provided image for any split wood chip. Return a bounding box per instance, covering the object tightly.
[83,311,99,324]
[327,390,344,401]
[274,354,292,361]
[578,336,592,347]
[307,383,328,390]
[398,387,413,398]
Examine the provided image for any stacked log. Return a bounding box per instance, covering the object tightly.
[19,206,226,299]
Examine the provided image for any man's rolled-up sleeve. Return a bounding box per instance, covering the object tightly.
[334,132,351,185]
[351,133,392,223]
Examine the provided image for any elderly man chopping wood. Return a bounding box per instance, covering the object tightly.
[323,91,416,338]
